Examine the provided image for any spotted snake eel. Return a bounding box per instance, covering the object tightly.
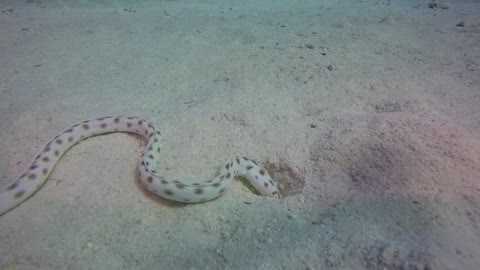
[0,116,278,215]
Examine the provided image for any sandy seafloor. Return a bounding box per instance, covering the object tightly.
[0,0,479,269]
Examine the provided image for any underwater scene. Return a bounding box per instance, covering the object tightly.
[0,0,479,269]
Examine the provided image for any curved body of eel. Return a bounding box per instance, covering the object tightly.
[0,116,278,215]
